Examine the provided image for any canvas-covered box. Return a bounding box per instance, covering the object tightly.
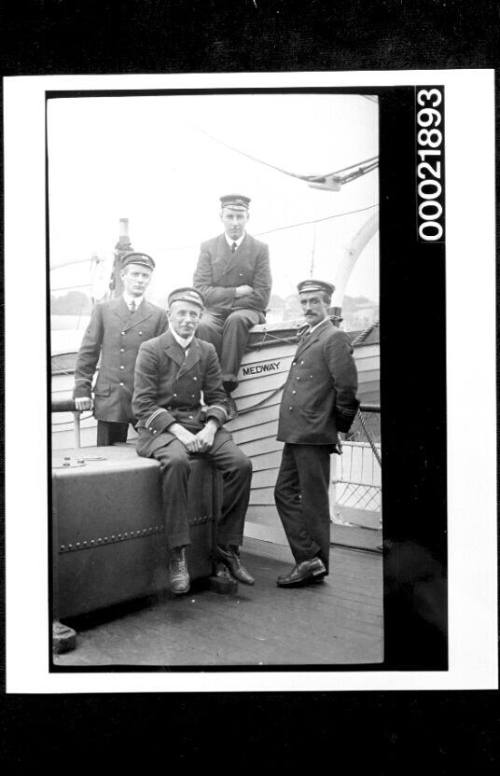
[52,444,220,619]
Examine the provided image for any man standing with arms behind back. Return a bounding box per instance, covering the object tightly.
[274,279,359,588]
[72,252,168,446]
[193,194,272,411]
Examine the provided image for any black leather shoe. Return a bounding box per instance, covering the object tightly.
[216,545,255,585]
[225,395,238,420]
[276,557,327,587]
[222,375,239,393]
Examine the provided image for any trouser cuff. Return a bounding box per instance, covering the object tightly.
[216,533,243,547]
[167,532,191,551]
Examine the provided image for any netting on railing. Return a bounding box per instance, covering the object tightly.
[332,401,382,520]
[333,441,382,511]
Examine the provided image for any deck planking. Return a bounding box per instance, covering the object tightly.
[54,544,383,668]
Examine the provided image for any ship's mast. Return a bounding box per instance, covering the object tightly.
[309,222,317,277]
[109,218,133,298]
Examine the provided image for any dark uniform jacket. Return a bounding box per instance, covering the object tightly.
[277,319,359,445]
[73,297,168,423]
[193,233,272,313]
[132,330,230,457]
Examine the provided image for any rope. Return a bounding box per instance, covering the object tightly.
[236,326,306,413]
[349,319,379,347]
[246,329,302,350]
[236,385,286,415]
[235,319,380,418]
[356,407,382,467]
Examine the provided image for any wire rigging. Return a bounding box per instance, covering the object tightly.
[195,125,378,190]
[255,204,379,237]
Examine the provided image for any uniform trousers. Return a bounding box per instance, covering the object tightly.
[274,443,334,573]
[149,431,252,550]
[196,308,264,388]
[96,420,130,446]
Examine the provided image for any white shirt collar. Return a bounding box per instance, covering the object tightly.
[224,232,246,250]
[308,317,331,335]
[169,326,195,350]
[123,292,144,310]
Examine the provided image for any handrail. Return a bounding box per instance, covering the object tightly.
[52,398,381,419]
[51,398,82,447]
[51,398,381,453]
[52,398,80,413]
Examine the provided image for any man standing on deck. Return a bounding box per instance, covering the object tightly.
[274,279,359,587]
[72,252,168,446]
[132,287,255,595]
[193,194,272,414]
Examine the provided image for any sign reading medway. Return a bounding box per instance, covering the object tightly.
[242,361,281,377]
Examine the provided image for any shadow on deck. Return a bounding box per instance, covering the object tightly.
[53,540,383,668]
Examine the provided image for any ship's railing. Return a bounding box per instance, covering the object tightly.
[51,398,85,448]
[245,317,378,352]
[331,403,381,523]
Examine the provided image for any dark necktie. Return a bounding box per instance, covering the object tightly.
[129,300,136,313]
[231,242,237,253]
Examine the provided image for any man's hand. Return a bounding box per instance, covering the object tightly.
[235,284,253,297]
[169,423,202,453]
[195,420,218,452]
[74,397,93,411]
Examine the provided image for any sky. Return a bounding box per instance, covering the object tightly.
[47,93,379,307]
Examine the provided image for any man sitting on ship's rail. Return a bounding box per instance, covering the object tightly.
[193,193,272,416]
[132,286,255,595]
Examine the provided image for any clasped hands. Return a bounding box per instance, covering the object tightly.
[235,284,253,298]
[170,419,218,453]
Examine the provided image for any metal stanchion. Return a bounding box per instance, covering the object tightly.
[72,410,81,449]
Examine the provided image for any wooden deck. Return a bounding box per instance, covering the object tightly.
[53,539,383,668]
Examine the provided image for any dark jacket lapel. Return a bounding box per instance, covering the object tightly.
[213,234,234,277]
[224,233,252,273]
[129,299,154,326]
[294,320,331,359]
[177,337,201,377]
[294,333,317,361]
[162,330,186,368]
[162,330,202,377]
[110,296,153,325]
[110,296,131,323]
[177,337,201,379]
[233,233,252,262]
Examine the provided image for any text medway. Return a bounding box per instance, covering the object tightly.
[242,361,281,377]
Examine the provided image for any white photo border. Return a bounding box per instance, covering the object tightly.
[4,69,497,692]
